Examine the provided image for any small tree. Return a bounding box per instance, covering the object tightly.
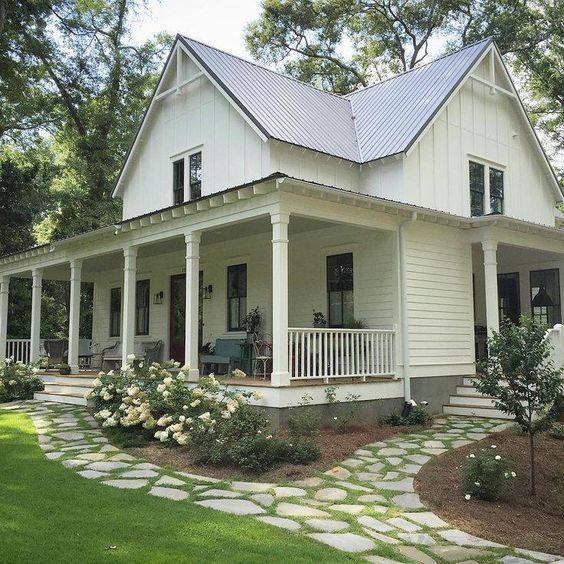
[477,316,563,495]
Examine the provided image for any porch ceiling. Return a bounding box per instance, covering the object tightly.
[472,241,564,269]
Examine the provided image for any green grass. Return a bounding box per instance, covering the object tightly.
[0,409,358,564]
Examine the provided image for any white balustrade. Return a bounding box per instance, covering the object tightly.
[288,328,396,381]
[5,339,32,364]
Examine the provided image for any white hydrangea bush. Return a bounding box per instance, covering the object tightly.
[0,359,43,402]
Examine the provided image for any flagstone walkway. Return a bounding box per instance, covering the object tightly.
[4,400,563,564]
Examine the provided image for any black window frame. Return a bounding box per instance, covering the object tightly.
[327,252,354,328]
[173,159,185,206]
[469,161,485,217]
[189,151,202,200]
[489,167,504,214]
[109,287,121,338]
[227,264,247,332]
[497,272,520,324]
[530,268,561,326]
[136,279,150,336]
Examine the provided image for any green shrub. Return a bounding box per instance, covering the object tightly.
[102,425,153,448]
[0,360,43,402]
[384,406,430,426]
[229,435,282,472]
[462,447,515,501]
[383,412,405,426]
[285,440,321,465]
[325,387,362,431]
[550,423,564,440]
[287,394,320,437]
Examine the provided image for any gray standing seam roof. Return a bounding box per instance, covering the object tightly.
[179,36,493,164]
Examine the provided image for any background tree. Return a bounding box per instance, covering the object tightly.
[476,317,563,495]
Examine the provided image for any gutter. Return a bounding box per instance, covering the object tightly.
[398,211,418,403]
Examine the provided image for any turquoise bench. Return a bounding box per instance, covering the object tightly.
[200,338,244,375]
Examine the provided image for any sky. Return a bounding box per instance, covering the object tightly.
[131,0,263,58]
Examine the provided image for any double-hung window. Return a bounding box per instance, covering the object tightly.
[189,152,202,199]
[530,269,561,326]
[172,159,185,205]
[227,264,247,331]
[136,279,150,336]
[327,253,354,328]
[109,287,121,337]
[469,160,504,216]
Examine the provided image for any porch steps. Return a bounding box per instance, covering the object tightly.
[34,373,96,406]
[442,376,513,420]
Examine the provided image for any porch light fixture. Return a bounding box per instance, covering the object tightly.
[201,284,213,300]
[532,286,553,308]
[153,291,164,305]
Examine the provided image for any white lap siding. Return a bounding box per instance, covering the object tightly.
[405,222,475,376]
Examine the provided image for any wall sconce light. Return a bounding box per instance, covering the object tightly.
[202,284,213,300]
[153,291,164,305]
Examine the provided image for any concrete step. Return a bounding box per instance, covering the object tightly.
[462,377,479,387]
[455,385,483,396]
[34,391,87,406]
[443,403,512,419]
[40,374,97,385]
[448,394,497,407]
[43,382,92,395]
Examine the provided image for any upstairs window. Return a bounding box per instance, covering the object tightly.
[530,269,561,326]
[469,160,505,217]
[227,264,247,331]
[327,252,354,328]
[136,279,150,336]
[109,287,121,337]
[173,159,184,205]
[189,152,202,200]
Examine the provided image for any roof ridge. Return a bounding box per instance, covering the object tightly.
[346,37,493,99]
[179,34,349,103]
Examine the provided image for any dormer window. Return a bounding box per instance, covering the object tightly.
[469,160,504,217]
[173,159,184,205]
[189,152,202,199]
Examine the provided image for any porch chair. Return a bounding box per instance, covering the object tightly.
[251,333,272,380]
[43,339,68,368]
[101,340,163,369]
[200,338,244,375]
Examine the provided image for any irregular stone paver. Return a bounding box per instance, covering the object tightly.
[308,533,375,553]
[196,499,265,515]
[149,487,189,501]
[364,555,403,563]
[17,401,563,563]
[257,516,300,531]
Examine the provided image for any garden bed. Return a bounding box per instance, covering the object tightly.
[416,429,564,556]
[115,422,430,482]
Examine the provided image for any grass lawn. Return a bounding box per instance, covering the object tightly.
[0,409,358,564]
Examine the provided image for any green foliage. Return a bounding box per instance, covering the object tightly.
[242,306,262,334]
[287,393,321,437]
[550,423,564,440]
[101,425,153,448]
[0,361,44,402]
[325,386,362,431]
[462,446,515,501]
[384,406,431,426]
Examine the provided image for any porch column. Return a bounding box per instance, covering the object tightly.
[482,240,499,338]
[67,260,82,373]
[271,212,290,386]
[122,246,138,367]
[185,232,201,382]
[0,276,9,363]
[30,268,43,363]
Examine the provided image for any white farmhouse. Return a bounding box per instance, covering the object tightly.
[1,36,562,422]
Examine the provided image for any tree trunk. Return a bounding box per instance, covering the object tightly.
[529,431,536,496]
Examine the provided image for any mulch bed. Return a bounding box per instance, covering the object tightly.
[416,429,564,556]
[126,422,429,482]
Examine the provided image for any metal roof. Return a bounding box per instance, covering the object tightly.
[180,36,492,164]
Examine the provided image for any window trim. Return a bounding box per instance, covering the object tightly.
[189,151,202,200]
[529,268,562,326]
[468,157,505,217]
[326,252,354,328]
[109,287,121,338]
[135,279,150,336]
[170,146,203,204]
[227,263,247,332]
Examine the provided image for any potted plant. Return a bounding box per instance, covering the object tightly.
[59,363,71,375]
[242,306,262,339]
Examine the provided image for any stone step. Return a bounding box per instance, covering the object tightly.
[34,391,88,406]
[40,374,97,385]
[455,385,483,396]
[443,403,512,419]
[448,394,497,407]
[44,382,93,395]
[462,376,478,386]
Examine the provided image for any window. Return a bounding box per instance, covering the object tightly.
[189,152,202,200]
[489,167,504,214]
[227,264,247,331]
[136,279,150,335]
[109,287,121,337]
[530,269,561,326]
[173,159,184,205]
[469,160,504,217]
[327,253,354,328]
[469,161,485,217]
[498,273,520,324]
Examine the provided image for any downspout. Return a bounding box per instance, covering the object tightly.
[398,211,417,404]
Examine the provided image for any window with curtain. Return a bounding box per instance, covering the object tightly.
[136,279,150,335]
[173,159,184,205]
[327,252,354,328]
[109,287,121,337]
[189,152,202,200]
[469,161,485,217]
[530,269,561,326]
[227,264,247,331]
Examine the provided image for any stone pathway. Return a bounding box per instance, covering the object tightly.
[3,401,563,564]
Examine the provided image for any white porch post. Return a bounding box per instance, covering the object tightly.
[482,240,499,338]
[271,212,290,386]
[184,232,201,382]
[0,276,9,363]
[67,260,82,373]
[30,268,43,363]
[122,247,138,367]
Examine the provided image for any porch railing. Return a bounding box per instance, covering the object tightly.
[288,328,396,381]
[5,339,32,364]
